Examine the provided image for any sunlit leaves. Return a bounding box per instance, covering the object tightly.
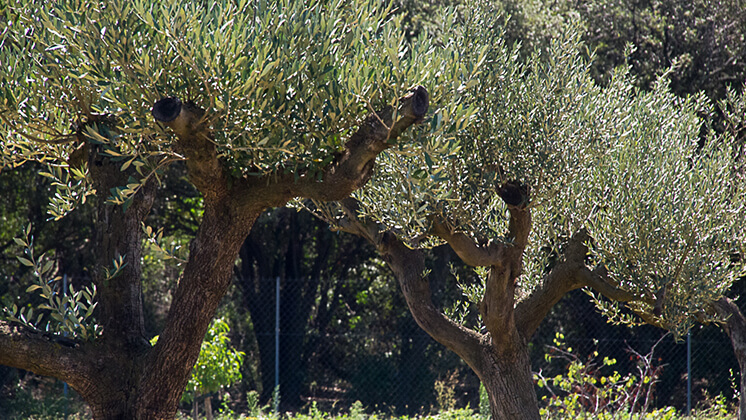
[583,80,745,337]
[2,225,100,341]
[1,0,460,194]
[39,164,93,220]
[349,0,746,335]
[141,222,188,264]
[150,317,244,403]
[356,13,607,248]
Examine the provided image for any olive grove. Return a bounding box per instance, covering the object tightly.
[0,0,475,417]
[1,0,745,419]
[305,2,746,419]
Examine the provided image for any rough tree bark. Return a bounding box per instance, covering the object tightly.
[0,87,428,419]
[713,297,746,420]
[336,182,652,420]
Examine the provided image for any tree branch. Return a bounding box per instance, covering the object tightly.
[430,219,507,267]
[580,267,639,303]
[429,182,531,268]
[286,86,429,202]
[0,320,95,390]
[514,230,656,338]
[514,261,587,339]
[577,255,661,327]
[499,182,531,249]
[712,297,746,420]
[713,297,746,350]
[152,97,226,201]
[154,87,428,211]
[335,199,486,370]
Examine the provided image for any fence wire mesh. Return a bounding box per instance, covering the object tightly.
[239,278,740,415]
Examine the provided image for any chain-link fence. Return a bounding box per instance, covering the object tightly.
[549,326,739,413]
[240,279,740,415]
[531,289,740,414]
[238,277,469,415]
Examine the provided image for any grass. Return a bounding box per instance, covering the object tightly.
[7,403,737,420]
[201,409,734,420]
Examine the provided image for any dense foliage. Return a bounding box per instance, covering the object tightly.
[0,0,744,417]
[349,1,746,336]
[0,0,472,193]
[491,0,746,99]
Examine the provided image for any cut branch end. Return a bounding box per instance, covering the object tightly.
[152,97,182,123]
[401,85,429,123]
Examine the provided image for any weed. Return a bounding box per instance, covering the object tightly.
[535,332,666,419]
[434,371,459,412]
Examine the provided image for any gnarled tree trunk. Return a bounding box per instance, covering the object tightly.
[713,297,746,420]
[479,341,539,419]
[336,182,642,419]
[374,226,540,420]
[337,187,541,419]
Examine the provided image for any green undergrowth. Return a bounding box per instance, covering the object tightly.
[190,397,736,420]
[6,402,737,420]
[197,406,733,420]
[6,335,738,420]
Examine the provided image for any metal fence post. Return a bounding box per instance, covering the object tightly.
[275,276,280,415]
[63,274,69,420]
[687,329,691,416]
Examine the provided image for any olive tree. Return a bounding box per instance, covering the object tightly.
[0,0,475,417]
[308,2,746,418]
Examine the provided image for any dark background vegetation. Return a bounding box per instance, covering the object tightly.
[1,0,744,416]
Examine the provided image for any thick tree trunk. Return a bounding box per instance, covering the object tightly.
[337,204,541,419]
[334,187,547,420]
[335,183,662,419]
[381,233,540,420]
[136,203,258,417]
[479,341,540,420]
[713,297,746,420]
